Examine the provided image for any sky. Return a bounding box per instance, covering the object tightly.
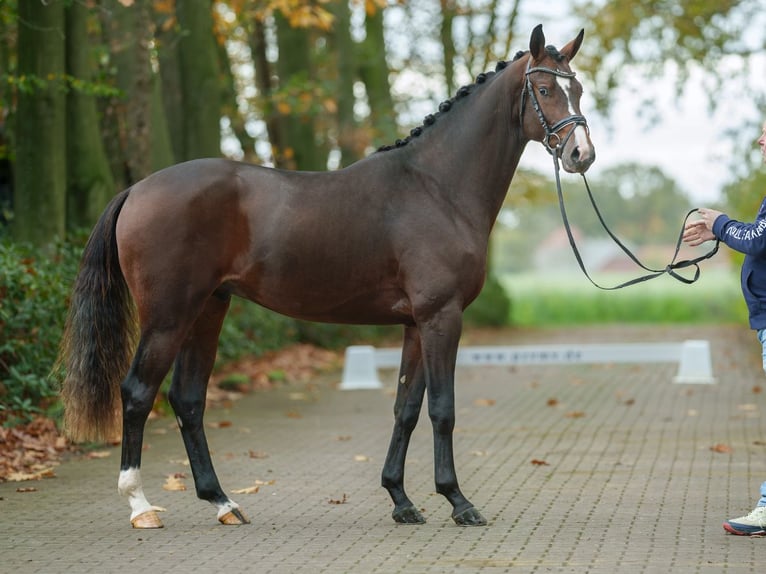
[513,5,766,206]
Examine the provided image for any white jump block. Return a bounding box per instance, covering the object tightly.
[339,345,383,390]
[673,340,715,384]
[340,340,715,389]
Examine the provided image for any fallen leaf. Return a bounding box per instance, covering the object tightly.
[289,392,308,401]
[623,398,635,406]
[474,398,495,407]
[232,485,260,494]
[336,435,352,442]
[208,420,233,428]
[248,450,269,459]
[328,494,348,505]
[162,474,187,491]
[285,411,303,419]
[6,467,56,482]
[710,443,733,454]
[546,398,559,407]
[754,441,766,446]
[354,455,371,462]
[531,459,549,466]
[86,451,111,459]
[15,487,37,493]
[753,386,762,394]
[565,411,586,419]
[471,450,489,457]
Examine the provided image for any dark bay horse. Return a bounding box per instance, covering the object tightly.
[59,25,595,529]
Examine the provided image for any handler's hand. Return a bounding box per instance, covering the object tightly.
[683,207,722,247]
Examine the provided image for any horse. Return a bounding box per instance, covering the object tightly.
[58,24,595,529]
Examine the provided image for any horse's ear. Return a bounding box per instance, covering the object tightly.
[560,29,585,62]
[529,24,545,61]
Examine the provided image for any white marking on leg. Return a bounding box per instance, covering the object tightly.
[213,498,241,520]
[118,468,155,520]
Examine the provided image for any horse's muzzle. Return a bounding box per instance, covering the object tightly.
[561,128,595,174]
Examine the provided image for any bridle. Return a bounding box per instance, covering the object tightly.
[521,59,719,289]
[520,60,588,156]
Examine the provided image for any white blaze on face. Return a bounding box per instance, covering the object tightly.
[556,75,591,156]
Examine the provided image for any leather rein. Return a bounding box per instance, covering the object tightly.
[523,63,720,290]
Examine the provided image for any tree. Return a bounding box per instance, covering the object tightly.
[273,11,325,170]
[575,1,765,115]
[14,0,66,245]
[65,1,115,230]
[358,3,397,145]
[176,0,223,160]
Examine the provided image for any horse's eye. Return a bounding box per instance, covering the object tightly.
[539,87,549,97]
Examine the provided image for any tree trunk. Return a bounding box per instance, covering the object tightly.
[101,0,155,183]
[274,13,323,171]
[0,9,13,223]
[65,1,115,230]
[14,0,66,245]
[176,0,222,160]
[155,7,184,165]
[251,17,283,164]
[330,0,358,167]
[439,0,456,96]
[359,6,397,145]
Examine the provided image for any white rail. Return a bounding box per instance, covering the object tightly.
[340,340,714,390]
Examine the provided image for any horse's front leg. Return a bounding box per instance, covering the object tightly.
[168,296,249,526]
[382,326,428,524]
[420,306,487,526]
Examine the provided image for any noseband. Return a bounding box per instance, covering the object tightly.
[520,61,588,155]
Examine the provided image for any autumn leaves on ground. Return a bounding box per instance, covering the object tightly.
[0,344,341,487]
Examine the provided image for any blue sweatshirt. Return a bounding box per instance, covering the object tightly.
[712,197,766,330]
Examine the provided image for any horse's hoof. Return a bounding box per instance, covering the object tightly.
[219,507,251,525]
[392,505,426,524]
[452,506,487,526]
[131,510,164,529]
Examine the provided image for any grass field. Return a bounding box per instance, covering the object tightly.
[500,270,746,326]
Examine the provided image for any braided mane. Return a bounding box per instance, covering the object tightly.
[376,45,564,153]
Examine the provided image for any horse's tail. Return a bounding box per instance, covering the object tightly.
[58,188,136,443]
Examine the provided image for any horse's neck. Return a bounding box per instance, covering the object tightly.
[402,68,528,233]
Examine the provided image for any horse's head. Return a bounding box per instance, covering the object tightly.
[520,25,595,174]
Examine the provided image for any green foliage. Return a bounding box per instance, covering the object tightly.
[0,236,80,423]
[215,299,299,363]
[464,274,512,327]
[503,271,746,326]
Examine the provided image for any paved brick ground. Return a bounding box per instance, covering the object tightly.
[2,325,765,573]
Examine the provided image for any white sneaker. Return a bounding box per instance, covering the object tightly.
[723,505,766,536]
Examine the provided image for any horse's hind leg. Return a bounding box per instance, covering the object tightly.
[382,325,428,524]
[118,331,183,528]
[167,293,249,526]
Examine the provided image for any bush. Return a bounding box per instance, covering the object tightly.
[0,237,81,423]
[464,274,512,327]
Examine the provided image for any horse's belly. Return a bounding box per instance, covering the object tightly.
[234,270,412,325]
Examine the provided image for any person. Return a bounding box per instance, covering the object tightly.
[682,120,766,536]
